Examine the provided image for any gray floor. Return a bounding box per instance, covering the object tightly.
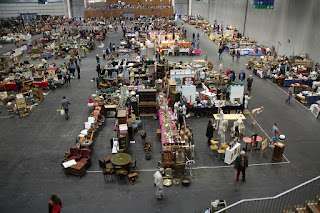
[0,20,319,213]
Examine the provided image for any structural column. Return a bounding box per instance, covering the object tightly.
[84,0,87,9]
[65,0,72,18]
[188,0,192,16]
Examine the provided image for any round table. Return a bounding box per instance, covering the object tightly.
[110,153,132,166]
[243,137,252,151]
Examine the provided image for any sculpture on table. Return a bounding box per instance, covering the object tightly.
[218,110,228,143]
[233,119,245,142]
[182,104,187,116]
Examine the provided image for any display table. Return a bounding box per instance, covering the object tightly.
[41,52,52,59]
[0,83,18,90]
[283,79,302,87]
[187,105,243,114]
[179,48,189,55]
[224,142,241,165]
[305,95,320,105]
[110,153,132,166]
[159,109,178,151]
[104,104,117,118]
[256,70,265,79]
[213,114,246,120]
[33,81,48,88]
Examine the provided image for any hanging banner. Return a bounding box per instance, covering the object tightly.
[253,0,274,9]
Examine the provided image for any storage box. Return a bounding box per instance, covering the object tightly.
[16,98,26,110]
[211,200,227,212]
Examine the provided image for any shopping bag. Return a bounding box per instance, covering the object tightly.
[61,109,65,115]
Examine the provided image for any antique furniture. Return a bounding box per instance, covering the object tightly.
[64,162,86,177]
[138,89,157,116]
[78,149,92,168]
[272,142,285,162]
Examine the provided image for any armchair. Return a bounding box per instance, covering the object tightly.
[78,149,92,168]
[66,147,80,161]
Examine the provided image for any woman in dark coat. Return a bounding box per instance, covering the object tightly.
[206,120,214,146]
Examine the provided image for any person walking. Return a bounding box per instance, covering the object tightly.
[48,194,62,213]
[244,93,251,111]
[64,72,71,87]
[204,52,208,62]
[239,70,246,84]
[232,49,235,62]
[285,85,294,105]
[154,168,164,199]
[251,106,264,124]
[234,150,248,182]
[270,123,280,147]
[192,32,195,42]
[61,96,71,120]
[76,65,80,79]
[206,120,215,146]
[247,75,253,92]
[102,48,106,60]
[218,47,223,60]
[236,50,240,62]
[96,64,101,77]
[96,54,100,65]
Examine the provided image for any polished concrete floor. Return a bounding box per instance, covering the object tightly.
[0,19,319,213]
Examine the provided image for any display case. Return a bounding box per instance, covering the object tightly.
[224,142,241,165]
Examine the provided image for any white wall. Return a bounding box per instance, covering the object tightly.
[0,2,65,18]
[71,0,85,18]
[192,0,320,64]
[175,0,188,15]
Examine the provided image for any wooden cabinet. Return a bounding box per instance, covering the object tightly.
[156,64,166,79]
[138,89,157,117]
[272,142,285,162]
[117,109,127,125]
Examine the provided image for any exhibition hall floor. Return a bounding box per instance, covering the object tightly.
[0,20,319,213]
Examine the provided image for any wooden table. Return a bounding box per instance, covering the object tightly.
[104,104,117,118]
[213,114,246,120]
[64,162,86,177]
[110,153,132,166]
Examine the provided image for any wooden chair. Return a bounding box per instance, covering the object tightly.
[217,145,227,160]
[116,169,128,184]
[129,158,137,172]
[103,163,115,183]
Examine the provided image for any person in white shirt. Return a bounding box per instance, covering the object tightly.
[200,70,205,83]
[154,168,164,199]
[244,93,251,110]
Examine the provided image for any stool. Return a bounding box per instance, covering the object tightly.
[210,140,219,145]
[243,137,252,151]
[103,163,115,182]
[254,136,263,151]
[217,149,225,160]
[116,169,128,184]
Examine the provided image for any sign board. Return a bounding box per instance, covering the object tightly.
[260,136,268,159]
[253,0,274,9]
[261,138,268,150]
